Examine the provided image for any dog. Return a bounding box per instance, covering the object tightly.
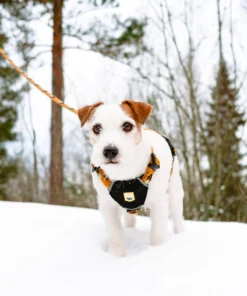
[78,100,184,257]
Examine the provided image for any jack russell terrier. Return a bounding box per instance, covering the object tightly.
[78,100,184,257]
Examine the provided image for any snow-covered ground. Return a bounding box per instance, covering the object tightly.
[0,201,246,296]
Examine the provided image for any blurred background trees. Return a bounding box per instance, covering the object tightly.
[0,31,20,199]
[0,2,29,199]
[0,0,246,222]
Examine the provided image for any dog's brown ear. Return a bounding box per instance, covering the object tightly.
[78,102,103,127]
[121,100,152,125]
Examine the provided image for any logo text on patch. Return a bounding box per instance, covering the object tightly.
[123,192,135,202]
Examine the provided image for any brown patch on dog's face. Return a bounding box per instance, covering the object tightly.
[78,102,103,127]
[120,100,152,126]
[120,100,152,144]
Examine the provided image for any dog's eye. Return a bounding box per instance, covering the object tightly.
[122,122,133,132]
[92,124,102,135]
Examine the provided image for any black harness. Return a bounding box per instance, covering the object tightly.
[92,135,176,214]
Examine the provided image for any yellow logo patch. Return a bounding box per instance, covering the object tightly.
[123,192,135,202]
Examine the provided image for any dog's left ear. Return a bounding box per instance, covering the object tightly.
[78,102,103,127]
[121,100,152,125]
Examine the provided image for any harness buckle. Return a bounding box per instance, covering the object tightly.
[127,209,140,214]
[92,165,99,173]
[148,153,160,171]
[148,163,160,171]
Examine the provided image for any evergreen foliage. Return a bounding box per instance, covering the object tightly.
[0,30,21,199]
[90,17,147,60]
[206,58,246,220]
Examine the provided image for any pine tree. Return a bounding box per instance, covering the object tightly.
[206,58,246,221]
[0,28,22,199]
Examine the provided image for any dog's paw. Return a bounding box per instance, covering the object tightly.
[173,223,185,234]
[150,235,165,246]
[108,244,126,257]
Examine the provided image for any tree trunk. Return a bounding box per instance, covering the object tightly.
[50,0,64,204]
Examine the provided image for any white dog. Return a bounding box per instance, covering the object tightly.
[78,100,184,257]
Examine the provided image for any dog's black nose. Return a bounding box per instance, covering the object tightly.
[103,145,119,160]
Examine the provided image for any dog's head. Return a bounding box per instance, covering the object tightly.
[78,100,152,178]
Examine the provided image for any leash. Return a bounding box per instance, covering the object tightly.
[0,48,176,186]
[0,49,177,215]
[0,48,78,115]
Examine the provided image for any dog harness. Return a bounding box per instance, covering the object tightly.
[92,134,176,214]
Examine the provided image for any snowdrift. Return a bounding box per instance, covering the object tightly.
[0,201,246,296]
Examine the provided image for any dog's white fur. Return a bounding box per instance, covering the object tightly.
[85,103,184,257]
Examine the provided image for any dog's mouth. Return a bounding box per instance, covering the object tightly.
[105,160,119,165]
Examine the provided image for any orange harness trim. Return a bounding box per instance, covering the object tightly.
[92,132,176,214]
[145,129,176,181]
[91,147,160,190]
[92,148,160,214]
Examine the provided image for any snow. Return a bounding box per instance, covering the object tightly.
[0,201,246,296]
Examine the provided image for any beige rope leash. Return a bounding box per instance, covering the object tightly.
[0,48,78,115]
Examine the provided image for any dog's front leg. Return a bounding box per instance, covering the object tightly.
[150,194,168,246]
[100,203,126,257]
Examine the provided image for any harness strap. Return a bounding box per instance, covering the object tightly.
[127,209,140,214]
[140,148,160,185]
[92,165,112,189]
[144,128,176,180]
[91,147,160,189]
[161,136,176,181]
[92,130,176,214]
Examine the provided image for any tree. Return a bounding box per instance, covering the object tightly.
[50,0,147,204]
[206,58,246,221]
[0,0,48,202]
[0,0,148,205]
[114,0,247,222]
[203,0,246,222]
[50,0,64,204]
[0,21,23,199]
[126,0,206,219]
